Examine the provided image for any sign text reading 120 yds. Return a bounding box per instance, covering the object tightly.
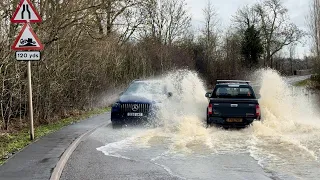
[16,51,40,61]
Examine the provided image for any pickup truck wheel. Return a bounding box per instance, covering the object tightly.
[206,114,211,127]
[206,110,209,125]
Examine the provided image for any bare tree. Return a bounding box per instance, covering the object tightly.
[89,0,145,43]
[141,0,191,45]
[234,0,303,68]
[201,0,219,56]
[255,0,303,68]
[233,5,260,32]
[289,43,296,75]
[308,0,320,58]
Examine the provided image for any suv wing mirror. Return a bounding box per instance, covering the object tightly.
[256,94,261,99]
[205,92,212,98]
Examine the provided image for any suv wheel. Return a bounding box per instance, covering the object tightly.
[112,122,123,129]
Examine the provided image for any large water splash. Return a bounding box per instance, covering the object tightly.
[249,69,320,179]
[138,70,212,153]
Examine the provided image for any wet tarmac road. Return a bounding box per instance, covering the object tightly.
[61,123,273,180]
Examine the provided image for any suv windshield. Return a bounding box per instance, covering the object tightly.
[212,86,255,99]
[123,81,165,95]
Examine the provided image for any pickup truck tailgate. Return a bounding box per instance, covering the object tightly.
[210,99,258,117]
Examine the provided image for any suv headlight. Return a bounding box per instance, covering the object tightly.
[112,102,121,108]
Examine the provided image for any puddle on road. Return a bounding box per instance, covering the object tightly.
[97,69,320,180]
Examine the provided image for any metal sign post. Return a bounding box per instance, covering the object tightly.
[27,60,34,140]
[11,0,43,141]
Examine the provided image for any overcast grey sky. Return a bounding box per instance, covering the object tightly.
[185,0,311,58]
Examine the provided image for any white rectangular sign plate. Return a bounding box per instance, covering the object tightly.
[127,113,143,117]
[16,51,40,61]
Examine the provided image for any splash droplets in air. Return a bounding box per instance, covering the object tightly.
[254,69,320,132]
[143,70,213,153]
[250,69,320,179]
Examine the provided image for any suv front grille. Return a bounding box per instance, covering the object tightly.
[120,103,150,113]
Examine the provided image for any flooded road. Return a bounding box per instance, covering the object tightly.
[62,70,320,180]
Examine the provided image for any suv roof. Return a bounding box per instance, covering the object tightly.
[132,79,163,83]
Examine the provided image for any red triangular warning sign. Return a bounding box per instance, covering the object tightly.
[11,23,44,51]
[11,0,42,23]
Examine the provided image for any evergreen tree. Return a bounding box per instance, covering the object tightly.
[241,25,264,69]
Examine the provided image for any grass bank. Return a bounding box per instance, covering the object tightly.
[0,107,110,165]
[294,74,320,88]
[294,79,312,87]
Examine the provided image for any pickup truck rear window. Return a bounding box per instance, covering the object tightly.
[212,87,255,99]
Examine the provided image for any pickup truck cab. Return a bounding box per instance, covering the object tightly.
[205,80,261,127]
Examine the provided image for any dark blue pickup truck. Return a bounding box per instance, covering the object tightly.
[111,79,172,128]
[205,80,261,127]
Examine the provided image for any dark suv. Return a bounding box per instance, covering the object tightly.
[205,80,261,127]
[111,79,172,128]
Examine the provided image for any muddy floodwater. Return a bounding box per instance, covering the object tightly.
[96,70,320,180]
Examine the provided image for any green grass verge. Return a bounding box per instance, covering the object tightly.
[0,107,110,165]
[294,79,312,87]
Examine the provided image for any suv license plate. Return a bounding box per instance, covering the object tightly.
[127,113,143,117]
[226,118,243,123]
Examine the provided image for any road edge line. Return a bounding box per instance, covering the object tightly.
[50,122,109,180]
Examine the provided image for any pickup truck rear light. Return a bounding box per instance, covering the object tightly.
[256,104,261,117]
[208,104,213,115]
